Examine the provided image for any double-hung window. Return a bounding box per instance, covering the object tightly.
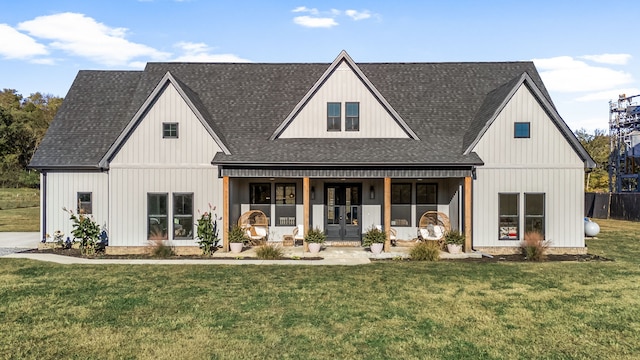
[173,193,193,239]
[345,102,359,131]
[148,193,168,240]
[524,193,545,237]
[416,184,437,225]
[250,183,271,223]
[499,193,519,239]
[275,183,296,226]
[391,183,411,227]
[327,103,341,131]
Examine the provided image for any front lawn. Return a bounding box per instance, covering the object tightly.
[1,218,638,359]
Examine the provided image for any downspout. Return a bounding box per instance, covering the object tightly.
[41,171,47,242]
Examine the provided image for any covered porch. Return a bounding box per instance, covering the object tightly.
[219,167,474,253]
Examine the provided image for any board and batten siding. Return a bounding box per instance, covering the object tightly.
[43,171,109,240]
[471,84,585,249]
[279,62,410,139]
[109,168,222,246]
[108,83,224,247]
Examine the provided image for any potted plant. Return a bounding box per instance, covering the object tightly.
[305,227,326,254]
[228,225,248,254]
[362,226,387,254]
[444,230,464,254]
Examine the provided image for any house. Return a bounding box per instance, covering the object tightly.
[29,51,595,255]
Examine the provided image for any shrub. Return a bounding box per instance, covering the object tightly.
[410,241,440,261]
[305,227,326,243]
[521,231,549,261]
[444,230,465,246]
[228,225,249,244]
[362,226,387,247]
[63,207,101,255]
[149,240,175,258]
[255,243,284,259]
[196,205,220,255]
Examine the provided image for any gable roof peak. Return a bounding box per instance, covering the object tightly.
[269,50,419,140]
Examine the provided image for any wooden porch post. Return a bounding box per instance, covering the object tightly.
[464,176,472,253]
[384,177,391,252]
[223,176,230,252]
[303,177,310,252]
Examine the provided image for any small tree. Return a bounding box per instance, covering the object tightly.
[195,204,220,255]
[63,207,101,255]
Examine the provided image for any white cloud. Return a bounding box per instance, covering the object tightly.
[345,10,371,21]
[293,16,338,28]
[0,23,48,59]
[292,6,318,15]
[17,12,170,67]
[171,42,250,62]
[291,7,376,28]
[580,54,632,65]
[575,88,640,102]
[533,56,633,93]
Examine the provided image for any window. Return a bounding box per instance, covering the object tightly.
[499,193,519,240]
[173,193,193,239]
[250,183,271,204]
[327,102,341,131]
[77,192,92,215]
[345,102,359,131]
[514,122,530,138]
[525,193,545,237]
[163,122,178,138]
[416,184,437,225]
[275,183,296,226]
[391,183,411,227]
[250,183,271,224]
[148,193,168,240]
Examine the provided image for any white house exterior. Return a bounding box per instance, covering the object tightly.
[30,51,595,254]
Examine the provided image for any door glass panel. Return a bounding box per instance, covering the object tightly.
[348,206,358,225]
[328,188,335,206]
[329,206,340,225]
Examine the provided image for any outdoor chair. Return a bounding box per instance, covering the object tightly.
[238,210,269,245]
[417,211,450,248]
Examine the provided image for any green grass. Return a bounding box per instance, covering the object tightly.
[0,188,39,232]
[1,219,639,359]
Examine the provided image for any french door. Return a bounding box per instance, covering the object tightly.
[325,184,361,241]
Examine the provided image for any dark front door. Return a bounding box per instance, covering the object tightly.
[325,184,361,241]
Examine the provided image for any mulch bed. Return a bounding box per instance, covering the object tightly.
[441,253,613,262]
[22,248,611,262]
[22,248,323,260]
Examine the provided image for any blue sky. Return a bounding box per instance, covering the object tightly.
[1,0,637,132]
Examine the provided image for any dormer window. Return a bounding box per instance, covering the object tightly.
[514,122,530,138]
[327,103,341,131]
[163,122,178,138]
[346,102,359,131]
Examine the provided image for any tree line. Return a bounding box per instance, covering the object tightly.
[0,89,63,188]
[575,128,609,192]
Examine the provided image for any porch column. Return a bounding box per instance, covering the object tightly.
[464,176,472,253]
[223,176,229,252]
[303,177,310,252]
[384,177,391,252]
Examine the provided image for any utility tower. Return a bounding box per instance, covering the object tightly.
[609,94,640,192]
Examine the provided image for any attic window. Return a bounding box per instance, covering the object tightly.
[514,122,530,138]
[163,122,179,139]
[327,103,341,131]
[345,102,359,131]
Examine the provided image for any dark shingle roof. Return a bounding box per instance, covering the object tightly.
[29,59,556,169]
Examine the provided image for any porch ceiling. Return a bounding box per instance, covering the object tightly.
[219,166,473,178]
